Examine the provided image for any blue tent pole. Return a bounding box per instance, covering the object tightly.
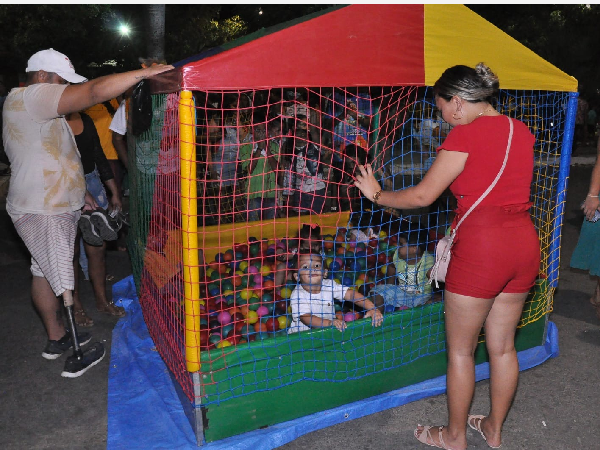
[547,92,578,290]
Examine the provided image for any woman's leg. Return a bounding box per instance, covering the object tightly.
[477,291,528,448]
[416,291,494,449]
[84,240,125,316]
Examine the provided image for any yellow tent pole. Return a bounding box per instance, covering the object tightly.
[179,90,201,372]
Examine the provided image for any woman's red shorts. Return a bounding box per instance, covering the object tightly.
[444,207,541,299]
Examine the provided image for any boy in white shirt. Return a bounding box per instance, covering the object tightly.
[288,251,383,333]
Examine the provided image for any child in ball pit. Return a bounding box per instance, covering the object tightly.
[274,223,323,289]
[288,250,383,333]
[369,227,435,313]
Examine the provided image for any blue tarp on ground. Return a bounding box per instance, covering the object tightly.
[107,275,560,450]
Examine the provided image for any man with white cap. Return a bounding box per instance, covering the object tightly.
[2,48,173,377]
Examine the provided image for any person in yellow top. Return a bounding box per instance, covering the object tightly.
[84,98,125,196]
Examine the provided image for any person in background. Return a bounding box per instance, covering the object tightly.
[355,63,540,449]
[285,127,329,215]
[66,111,126,327]
[239,115,280,221]
[570,135,600,322]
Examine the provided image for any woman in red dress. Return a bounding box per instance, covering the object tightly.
[355,63,540,450]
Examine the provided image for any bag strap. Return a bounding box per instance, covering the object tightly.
[451,116,514,236]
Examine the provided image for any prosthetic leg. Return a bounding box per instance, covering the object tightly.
[61,290,106,378]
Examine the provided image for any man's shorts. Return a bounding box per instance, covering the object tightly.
[9,210,80,296]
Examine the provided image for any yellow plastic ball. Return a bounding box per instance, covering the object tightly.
[280,287,293,299]
[206,268,214,278]
[223,290,234,297]
[239,261,249,272]
[355,279,364,288]
[246,310,259,324]
[240,289,253,300]
[260,265,271,276]
[380,265,388,275]
[235,270,244,276]
[216,340,232,349]
[379,230,387,239]
[277,316,290,329]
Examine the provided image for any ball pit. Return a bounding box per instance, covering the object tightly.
[200,228,399,350]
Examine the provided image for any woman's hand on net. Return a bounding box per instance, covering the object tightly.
[354,164,382,202]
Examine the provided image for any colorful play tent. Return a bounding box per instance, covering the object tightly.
[124,4,576,445]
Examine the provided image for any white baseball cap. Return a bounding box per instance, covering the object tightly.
[26,48,87,84]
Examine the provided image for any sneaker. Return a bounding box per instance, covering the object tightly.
[61,342,106,378]
[78,212,103,246]
[108,208,129,227]
[42,331,92,360]
[89,208,119,241]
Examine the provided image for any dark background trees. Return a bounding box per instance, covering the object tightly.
[0,4,599,99]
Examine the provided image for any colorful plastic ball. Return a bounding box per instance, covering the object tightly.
[223,250,234,262]
[277,316,290,330]
[265,318,279,332]
[334,303,342,312]
[248,296,261,311]
[379,230,388,239]
[275,300,288,314]
[377,253,388,264]
[254,322,268,333]
[262,279,274,290]
[239,289,253,300]
[238,261,249,272]
[239,324,253,336]
[221,324,234,336]
[217,311,232,325]
[355,279,365,289]
[247,265,259,275]
[280,287,293,299]
[246,310,259,324]
[260,265,271,276]
[256,305,269,317]
[208,333,222,345]
[214,252,225,263]
[342,276,354,286]
[344,312,358,322]
[330,260,342,272]
[346,259,361,272]
[210,271,221,281]
[249,243,261,257]
[208,286,220,297]
[379,241,389,252]
[252,274,263,285]
[384,304,396,313]
[380,264,389,275]
[216,340,232,349]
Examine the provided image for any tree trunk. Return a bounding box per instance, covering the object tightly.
[145,4,165,62]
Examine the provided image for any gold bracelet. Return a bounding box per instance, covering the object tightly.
[372,189,383,204]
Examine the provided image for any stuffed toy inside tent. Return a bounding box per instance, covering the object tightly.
[126,4,576,445]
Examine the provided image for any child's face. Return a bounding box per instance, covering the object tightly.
[295,254,326,286]
[396,237,420,261]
